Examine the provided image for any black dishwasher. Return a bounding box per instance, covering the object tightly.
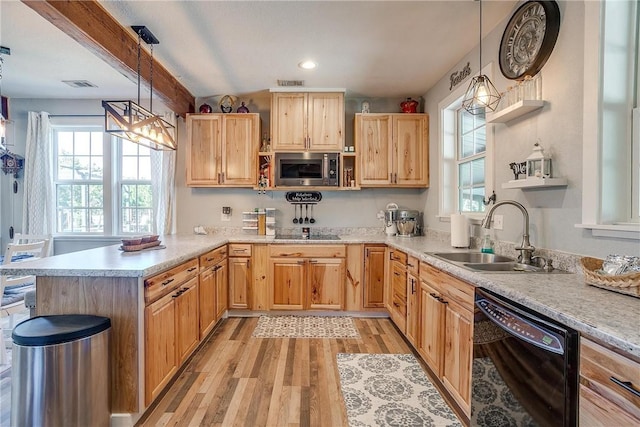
[471,288,579,427]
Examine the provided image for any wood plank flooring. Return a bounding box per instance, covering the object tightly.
[137,317,415,427]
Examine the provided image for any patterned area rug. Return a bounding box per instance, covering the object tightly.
[337,353,462,427]
[251,315,360,338]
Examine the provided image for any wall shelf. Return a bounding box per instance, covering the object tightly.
[487,100,545,123]
[502,177,568,189]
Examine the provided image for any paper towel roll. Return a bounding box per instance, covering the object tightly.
[450,213,470,248]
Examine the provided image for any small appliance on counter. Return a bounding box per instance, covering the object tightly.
[395,209,421,237]
[383,203,399,236]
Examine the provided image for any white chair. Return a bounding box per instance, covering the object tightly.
[0,240,47,365]
[13,233,52,257]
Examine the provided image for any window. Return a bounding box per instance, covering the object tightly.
[457,109,487,213]
[53,125,154,236]
[439,64,495,219]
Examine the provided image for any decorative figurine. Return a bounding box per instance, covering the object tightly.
[237,102,250,113]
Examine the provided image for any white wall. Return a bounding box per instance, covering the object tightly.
[422,0,638,258]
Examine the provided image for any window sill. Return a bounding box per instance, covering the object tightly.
[574,223,640,240]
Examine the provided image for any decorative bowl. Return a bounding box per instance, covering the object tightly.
[122,238,143,246]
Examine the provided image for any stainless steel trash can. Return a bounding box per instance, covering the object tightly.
[11,314,111,427]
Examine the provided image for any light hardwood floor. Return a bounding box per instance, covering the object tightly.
[137,317,416,427]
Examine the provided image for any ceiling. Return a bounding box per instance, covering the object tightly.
[0,0,518,104]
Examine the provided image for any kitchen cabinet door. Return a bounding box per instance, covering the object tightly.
[308,258,344,310]
[441,299,473,415]
[221,114,259,185]
[229,256,251,309]
[271,92,344,151]
[186,113,259,187]
[175,276,200,363]
[393,114,429,186]
[307,92,344,151]
[198,267,216,339]
[271,259,305,309]
[186,114,222,184]
[144,292,177,405]
[405,272,420,347]
[271,92,307,151]
[215,262,228,320]
[363,245,386,308]
[358,114,393,185]
[418,280,444,376]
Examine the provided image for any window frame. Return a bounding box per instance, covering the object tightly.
[438,63,496,222]
[51,121,156,237]
[578,0,640,239]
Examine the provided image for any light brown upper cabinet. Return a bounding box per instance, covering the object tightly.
[186,113,260,187]
[356,113,429,187]
[270,92,344,151]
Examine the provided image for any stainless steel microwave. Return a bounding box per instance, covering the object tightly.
[274,152,339,187]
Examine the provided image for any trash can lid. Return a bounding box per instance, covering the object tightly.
[12,315,111,346]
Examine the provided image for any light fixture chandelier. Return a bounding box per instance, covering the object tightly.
[462,0,502,115]
[102,26,176,151]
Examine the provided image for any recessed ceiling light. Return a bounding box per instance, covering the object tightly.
[298,60,317,70]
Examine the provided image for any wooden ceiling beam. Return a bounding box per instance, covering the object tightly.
[22,0,195,116]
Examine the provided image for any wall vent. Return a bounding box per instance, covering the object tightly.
[277,80,305,87]
[62,80,98,88]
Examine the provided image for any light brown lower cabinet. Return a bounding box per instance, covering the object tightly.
[199,246,228,338]
[144,258,199,406]
[418,262,474,416]
[387,249,408,333]
[405,256,420,347]
[269,245,346,310]
[228,244,252,309]
[363,245,386,308]
[579,337,640,426]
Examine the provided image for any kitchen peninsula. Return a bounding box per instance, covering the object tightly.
[1,233,638,425]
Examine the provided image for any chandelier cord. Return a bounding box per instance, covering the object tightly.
[150,44,154,114]
[479,0,483,75]
[137,32,141,106]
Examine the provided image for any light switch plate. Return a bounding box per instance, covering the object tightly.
[493,214,504,230]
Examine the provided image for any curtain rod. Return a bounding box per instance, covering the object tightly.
[49,114,104,118]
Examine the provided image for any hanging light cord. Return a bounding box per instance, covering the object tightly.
[479,0,483,75]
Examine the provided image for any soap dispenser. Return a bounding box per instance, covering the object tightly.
[480,232,494,254]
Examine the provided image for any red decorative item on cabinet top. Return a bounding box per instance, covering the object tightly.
[199,103,212,113]
[400,98,419,113]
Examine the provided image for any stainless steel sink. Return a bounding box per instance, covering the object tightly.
[427,251,569,274]
[432,252,514,263]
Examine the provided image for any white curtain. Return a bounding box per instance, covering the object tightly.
[22,111,53,235]
[151,112,177,235]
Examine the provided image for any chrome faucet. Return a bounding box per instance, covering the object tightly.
[481,200,536,265]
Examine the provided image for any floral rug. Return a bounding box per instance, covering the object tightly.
[251,315,360,338]
[337,353,462,427]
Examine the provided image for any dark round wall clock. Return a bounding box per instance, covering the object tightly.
[499,0,561,80]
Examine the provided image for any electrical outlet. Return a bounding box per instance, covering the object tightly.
[493,214,504,230]
[221,206,232,222]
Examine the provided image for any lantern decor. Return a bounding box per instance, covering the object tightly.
[525,142,552,180]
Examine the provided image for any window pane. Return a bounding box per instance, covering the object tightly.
[122,184,135,208]
[74,156,90,180]
[471,187,486,213]
[472,158,485,186]
[89,185,103,208]
[122,139,139,156]
[122,157,139,180]
[136,185,152,207]
[57,156,73,180]
[57,185,72,208]
[139,157,151,180]
[91,132,103,155]
[90,209,104,232]
[71,208,87,232]
[90,156,103,180]
[476,127,486,153]
[459,162,471,187]
[58,132,73,155]
[74,132,91,155]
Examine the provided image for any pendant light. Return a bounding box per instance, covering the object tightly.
[102,26,176,151]
[462,0,501,115]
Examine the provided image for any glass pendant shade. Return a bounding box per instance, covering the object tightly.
[462,75,502,115]
[103,100,176,151]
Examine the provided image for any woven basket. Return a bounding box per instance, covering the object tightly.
[581,257,640,298]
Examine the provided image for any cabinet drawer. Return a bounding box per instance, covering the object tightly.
[145,258,199,304]
[269,245,346,258]
[580,338,640,423]
[419,262,474,311]
[200,245,228,270]
[389,249,407,265]
[229,243,252,257]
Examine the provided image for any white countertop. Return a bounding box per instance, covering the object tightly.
[2,233,638,359]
